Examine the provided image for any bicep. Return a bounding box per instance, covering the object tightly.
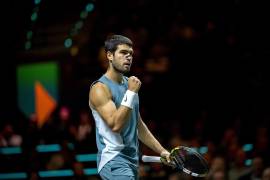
[96,100,117,123]
[89,83,117,125]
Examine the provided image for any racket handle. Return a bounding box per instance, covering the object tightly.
[142,155,161,163]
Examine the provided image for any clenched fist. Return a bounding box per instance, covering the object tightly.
[128,76,141,93]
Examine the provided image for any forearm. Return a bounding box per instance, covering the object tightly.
[138,119,167,155]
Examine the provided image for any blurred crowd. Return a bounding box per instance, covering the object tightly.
[0,104,269,180]
[0,106,97,179]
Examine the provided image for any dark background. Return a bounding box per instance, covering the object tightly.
[1,0,270,179]
[4,0,270,139]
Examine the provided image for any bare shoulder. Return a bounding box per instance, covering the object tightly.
[89,82,111,107]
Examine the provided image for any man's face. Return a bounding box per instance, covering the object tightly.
[109,44,133,74]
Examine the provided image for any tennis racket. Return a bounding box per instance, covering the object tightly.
[142,146,209,177]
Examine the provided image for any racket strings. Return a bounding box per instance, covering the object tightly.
[171,149,185,170]
[185,153,209,174]
[172,147,209,176]
[172,156,183,170]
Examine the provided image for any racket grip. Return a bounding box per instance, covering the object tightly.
[142,155,161,163]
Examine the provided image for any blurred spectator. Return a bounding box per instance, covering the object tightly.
[71,162,88,180]
[254,127,269,164]
[74,109,96,153]
[40,105,73,144]
[211,170,226,180]
[97,47,108,71]
[207,156,227,180]
[204,140,217,163]
[29,172,38,180]
[238,156,264,180]
[221,128,240,162]
[46,153,66,170]
[228,148,249,180]
[262,167,270,180]
[168,172,192,180]
[138,162,150,180]
[57,106,73,141]
[0,124,22,147]
[169,135,183,149]
[0,133,7,146]
[77,110,93,142]
[23,113,40,148]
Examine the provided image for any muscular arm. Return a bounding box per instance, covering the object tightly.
[138,115,168,155]
[89,82,132,133]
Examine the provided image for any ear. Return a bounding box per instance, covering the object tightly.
[107,51,113,62]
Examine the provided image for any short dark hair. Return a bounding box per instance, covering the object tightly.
[104,34,133,53]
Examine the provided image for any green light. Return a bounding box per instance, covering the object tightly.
[34,0,41,5]
[75,21,84,30]
[243,144,253,152]
[199,146,208,154]
[80,11,88,19]
[245,159,252,166]
[76,154,97,162]
[36,144,61,152]
[25,41,31,50]
[190,147,198,152]
[86,3,94,12]
[0,173,27,179]
[39,170,74,177]
[83,168,98,175]
[31,12,38,21]
[26,31,33,39]
[0,147,22,155]
[64,38,73,48]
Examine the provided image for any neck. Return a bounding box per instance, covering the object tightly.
[105,68,123,84]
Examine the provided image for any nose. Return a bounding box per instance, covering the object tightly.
[125,54,132,61]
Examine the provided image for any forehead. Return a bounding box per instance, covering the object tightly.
[116,44,133,51]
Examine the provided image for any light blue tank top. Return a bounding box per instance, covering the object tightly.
[89,75,139,174]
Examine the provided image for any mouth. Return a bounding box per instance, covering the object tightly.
[123,62,131,67]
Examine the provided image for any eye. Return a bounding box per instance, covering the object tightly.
[123,51,128,55]
[120,50,133,56]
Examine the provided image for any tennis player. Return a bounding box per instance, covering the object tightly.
[89,34,171,180]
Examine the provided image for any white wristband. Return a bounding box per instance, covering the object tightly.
[121,90,136,109]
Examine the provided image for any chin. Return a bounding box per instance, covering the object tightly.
[121,67,130,73]
[121,71,129,74]
[125,68,131,73]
